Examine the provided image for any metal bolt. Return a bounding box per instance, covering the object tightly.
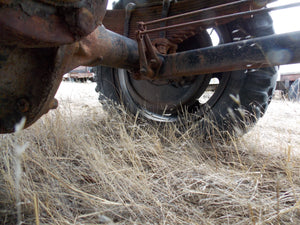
[140,68,148,76]
[49,98,58,110]
[150,59,158,68]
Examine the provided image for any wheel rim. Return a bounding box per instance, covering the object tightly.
[118,28,231,122]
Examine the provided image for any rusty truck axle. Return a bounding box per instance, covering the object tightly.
[158,31,300,79]
[0,0,300,133]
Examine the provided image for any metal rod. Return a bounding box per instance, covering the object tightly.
[69,26,140,70]
[140,2,300,34]
[140,0,249,26]
[159,31,300,78]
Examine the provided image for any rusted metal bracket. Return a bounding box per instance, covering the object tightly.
[160,0,171,38]
[136,29,163,79]
[124,3,136,36]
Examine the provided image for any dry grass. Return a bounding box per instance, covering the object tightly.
[0,83,300,224]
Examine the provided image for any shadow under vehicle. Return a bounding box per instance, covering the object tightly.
[1,0,300,134]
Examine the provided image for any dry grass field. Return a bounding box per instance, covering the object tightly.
[0,82,300,224]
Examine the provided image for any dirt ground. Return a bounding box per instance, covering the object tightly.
[55,81,100,111]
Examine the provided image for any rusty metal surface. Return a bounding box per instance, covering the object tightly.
[68,25,139,70]
[0,0,108,47]
[0,45,72,133]
[0,24,140,133]
[139,1,300,35]
[159,31,300,79]
[0,0,291,134]
[103,0,258,41]
[140,0,249,27]
[0,0,108,133]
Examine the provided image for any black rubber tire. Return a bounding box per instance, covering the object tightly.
[94,13,278,134]
[288,78,300,101]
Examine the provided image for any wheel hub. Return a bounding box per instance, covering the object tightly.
[121,30,214,116]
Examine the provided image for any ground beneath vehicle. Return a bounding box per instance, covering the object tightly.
[0,0,300,134]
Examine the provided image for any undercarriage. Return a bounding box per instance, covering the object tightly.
[0,0,299,134]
